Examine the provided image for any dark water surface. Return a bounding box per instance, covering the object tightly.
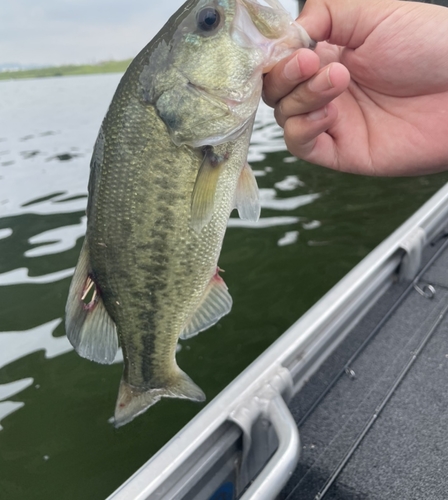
[1,74,448,499]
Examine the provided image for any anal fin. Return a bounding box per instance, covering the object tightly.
[235,162,260,222]
[180,270,232,340]
[65,240,118,364]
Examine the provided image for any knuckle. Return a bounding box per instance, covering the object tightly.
[261,83,272,107]
[274,102,286,128]
[284,115,315,149]
[262,75,279,107]
[273,110,283,128]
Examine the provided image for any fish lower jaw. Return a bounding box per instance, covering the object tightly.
[260,31,315,73]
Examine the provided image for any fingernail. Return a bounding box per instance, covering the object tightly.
[307,106,328,121]
[308,67,333,93]
[283,55,302,81]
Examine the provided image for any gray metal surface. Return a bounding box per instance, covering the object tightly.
[282,236,448,499]
[107,183,448,500]
[239,395,300,500]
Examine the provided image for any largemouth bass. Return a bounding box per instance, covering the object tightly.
[65,0,313,427]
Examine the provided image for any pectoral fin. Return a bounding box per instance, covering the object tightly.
[235,162,260,221]
[191,147,227,233]
[180,270,232,340]
[65,240,118,364]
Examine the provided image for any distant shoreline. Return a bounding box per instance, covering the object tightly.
[0,60,132,81]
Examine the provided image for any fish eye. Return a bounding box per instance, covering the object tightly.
[196,7,221,33]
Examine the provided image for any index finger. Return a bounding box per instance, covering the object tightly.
[263,48,320,108]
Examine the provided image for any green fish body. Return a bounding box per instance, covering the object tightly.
[65,0,313,426]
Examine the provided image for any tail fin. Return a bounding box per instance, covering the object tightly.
[114,370,206,427]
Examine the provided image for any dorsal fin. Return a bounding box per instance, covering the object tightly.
[180,270,232,340]
[235,162,260,221]
[65,240,118,364]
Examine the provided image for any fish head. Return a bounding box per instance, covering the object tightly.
[139,0,313,147]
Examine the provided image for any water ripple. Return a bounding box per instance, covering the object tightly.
[0,228,12,240]
[0,378,34,401]
[274,175,305,191]
[0,319,72,371]
[0,267,74,286]
[0,73,324,454]
[0,401,24,431]
[25,217,86,257]
[278,230,299,246]
[260,189,321,210]
[228,216,300,228]
[0,379,34,428]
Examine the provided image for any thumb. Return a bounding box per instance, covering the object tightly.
[298,0,400,48]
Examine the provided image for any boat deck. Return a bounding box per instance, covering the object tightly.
[282,235,448,499]
[107,185,448,500]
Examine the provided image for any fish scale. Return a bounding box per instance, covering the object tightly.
[65,0,313,426]
[92,99,239,386]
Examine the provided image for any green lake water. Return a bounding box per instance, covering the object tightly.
[1,74,448,499]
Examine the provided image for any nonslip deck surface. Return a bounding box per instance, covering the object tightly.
[282,236,448,500]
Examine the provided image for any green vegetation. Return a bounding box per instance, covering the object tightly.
[0,59,132,80]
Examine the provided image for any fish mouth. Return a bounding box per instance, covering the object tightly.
[232,0,314,72]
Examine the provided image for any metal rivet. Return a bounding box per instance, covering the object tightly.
[345,367,356,379]
[413,283,436,299]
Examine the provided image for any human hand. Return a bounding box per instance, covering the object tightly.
[263,0,448,176]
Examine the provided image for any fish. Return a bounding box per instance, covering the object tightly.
[65,0,313,427]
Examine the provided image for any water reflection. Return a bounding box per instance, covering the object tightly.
[227,216,300,228]
[0,267,74,285]
[0,320,72,427]
[278,230,299,247]
[0,320,72,371]
[47,152,80,162]
[2,73,447,500]
[260,189,321,210]
[0,378,34,401]
[0,401,25,431]
[0,73,324,442]
[275,174,305,191]
[25,217,86,257]
[0,228,13,240]
[0,76,120,439]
